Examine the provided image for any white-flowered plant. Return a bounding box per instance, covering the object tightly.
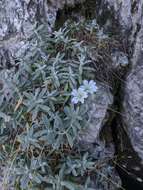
[0,19,117,190]
[71,87,88,104]
[71,80,98,104]
[81,80,98,94]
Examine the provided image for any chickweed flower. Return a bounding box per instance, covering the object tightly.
[81,80,98,94]
[71,88,88,104]
[71,80,98,104]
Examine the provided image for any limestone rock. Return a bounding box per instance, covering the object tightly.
[0,0,57,68]
[0,0,87,67]
[123,37,143,160]
[104,0,143,163]
[79,85,121,189]
[80,85,113,143]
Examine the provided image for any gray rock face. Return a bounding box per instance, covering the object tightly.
[0,0,57,68]
[123,30,143,160]
[106,0,143,161]
[105,0,132,30]
[80,85,113,143]
[0,0,85,66]
[0,0,57,42]
[105,0,143,33]
[79,85,121,190]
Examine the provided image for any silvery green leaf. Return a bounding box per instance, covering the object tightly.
[66,133,74,148]
[33,173,43,184]
[20,174,30,189]
[53,135,63,150]
[0,112,11,122]
[61,181,77,190]
[39,105,50,113]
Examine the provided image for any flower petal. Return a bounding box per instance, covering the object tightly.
[80,97,85,104]
[71,89,78,96]
[83,80,88,86]
[71,97,78,104]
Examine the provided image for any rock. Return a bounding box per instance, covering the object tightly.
[101,0,143,187]
[80,85,113,143]
[0,0,56,68]
[79,85,121,189]
[0,0,87,67]
[111,0,143,161]
[102,0,143,164]
[123,41,143,160]
[105,0,132,30]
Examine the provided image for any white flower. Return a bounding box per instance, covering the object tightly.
[81,80,98,94]
[71,88,88,104]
